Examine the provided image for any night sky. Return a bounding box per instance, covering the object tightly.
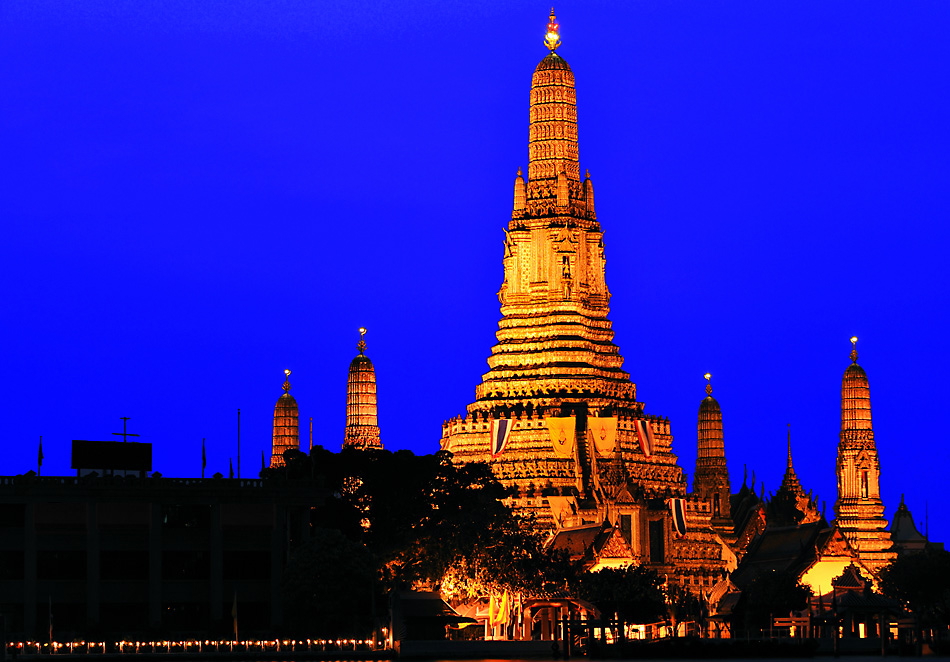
[3,1,948,542]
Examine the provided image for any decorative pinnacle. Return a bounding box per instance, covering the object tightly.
[787,423,793,470]
[544,9,561,52]
[517,167,523,177]
[704,373,712,396]
[357,327,367,355]
[850,336,858,363]
[282,369,291,393]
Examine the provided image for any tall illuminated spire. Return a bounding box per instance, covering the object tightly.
[835,336,895,572]
[695,373,730,520]
[271,369,299,468]
[343,327,383,450]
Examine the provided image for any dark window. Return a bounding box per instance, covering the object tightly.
[0,504,25,527]
[162,551,210,580]
[37,551,86,580]
[223,551,270,580]
[861,471,869,499]
[0,551,24,580]
[100,551,149,581]
[162,504,211,529]
[37,602,85,635]
[100,602,148,633]
[0,603,24,631]
[222,600,268,632]
[648,519,664,563]
[713,493,720,517]
[162,602,209,631]
[620,514,632,546]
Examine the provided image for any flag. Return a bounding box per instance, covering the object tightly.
[38,437,44,474]
[490,419,513,458]
[499,590,510,626]
[590,416,618,456]
[488,593,498,626]
[229,458,234,479]
[669,497,687,537]
[635,419,655,458]
[201,438,207,478]
[547,417,576,458]
[231,591,239,641]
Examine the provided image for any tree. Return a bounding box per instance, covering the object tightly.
[572,565,668,624]
[303,446,552,597]
[735,569,811,630]
[880,545,950,630]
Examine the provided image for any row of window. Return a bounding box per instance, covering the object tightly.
[0,550,270,581]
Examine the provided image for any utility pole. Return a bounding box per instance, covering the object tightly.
[237,409,241,480]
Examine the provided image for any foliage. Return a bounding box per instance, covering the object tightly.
[280,527,376,637]
[668,581,704,625]
[880,544,950,627]
[572,565,668,624]
[272,446,556,597]
[735,569,812,629]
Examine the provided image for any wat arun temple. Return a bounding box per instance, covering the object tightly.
[425,11,915,595]
[260,12,928,600]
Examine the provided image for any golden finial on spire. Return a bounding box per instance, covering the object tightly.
[704,372,712,396]
[357,327,367,355]
[282,368,291,393]
[544,8,561,52]
[850,336,858,364]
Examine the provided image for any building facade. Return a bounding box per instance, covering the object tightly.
[0,472,318,639]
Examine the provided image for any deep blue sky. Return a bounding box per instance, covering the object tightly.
[2,1,947,541]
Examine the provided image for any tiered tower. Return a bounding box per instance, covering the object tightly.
[767,426,821,526]
[271,369,300,467]
[441,12,685,528]
[694,374,731,524]
[343,328,383,450]
[834,337,895,572]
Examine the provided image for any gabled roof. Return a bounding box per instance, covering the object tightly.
[548,521,609,560]
[731,520,829,588]
[832,562,869,590]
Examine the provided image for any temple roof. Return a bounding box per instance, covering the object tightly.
[731,520,833,589]
[890,494,926,543]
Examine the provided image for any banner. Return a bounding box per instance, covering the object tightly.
[635,419,655,458]
[589,416,618,456]
[669,497,687,538]
[489,591,510,627]
[490,419,513,458]
[546,417,576,458]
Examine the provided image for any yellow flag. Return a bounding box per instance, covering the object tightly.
[590,416,618,456]
[547,417,576,458]
[499,590,510,626]
[488,593,498,626]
